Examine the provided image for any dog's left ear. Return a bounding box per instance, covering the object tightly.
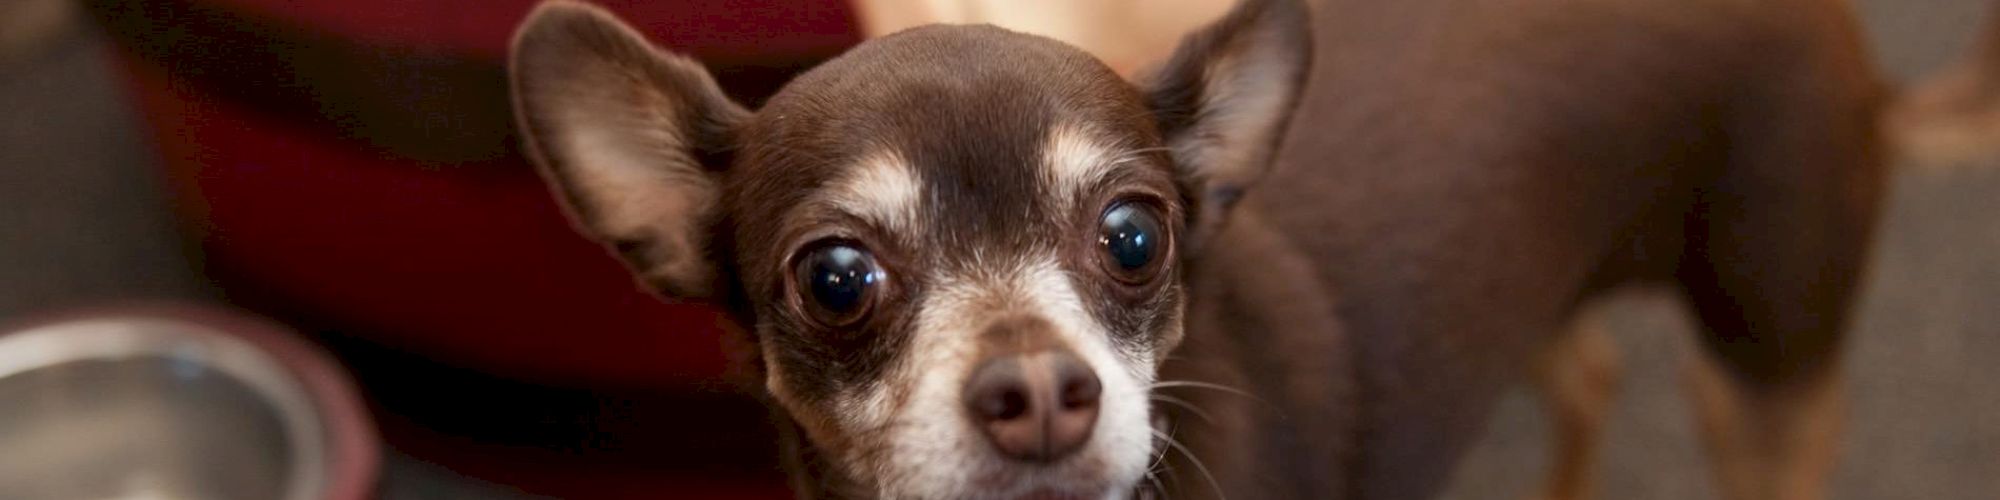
[1141,0,1311,249]
[509,1,750,300]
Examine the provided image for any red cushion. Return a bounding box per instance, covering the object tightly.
[205,0,859,63]
[101,0,859,387]
[92,3,855,496]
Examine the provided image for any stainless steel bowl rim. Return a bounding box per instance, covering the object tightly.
[0,317,329,500]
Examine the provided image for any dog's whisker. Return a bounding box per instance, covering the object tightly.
[1145,430,1183,500]
[1144,470,1169,500]
[1151,379,1290,420]
[1150,380,1273,404]
[1142,419,1182,499]
[1151,428,1225,500]
[1145,421,1176,475]
[1148,380,1253,397]
[1157,459,1184,499]
[1150,394,1216,425]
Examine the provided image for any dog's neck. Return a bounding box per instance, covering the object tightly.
[1153,207,1359,497]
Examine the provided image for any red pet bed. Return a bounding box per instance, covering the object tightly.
[86,0,859,497]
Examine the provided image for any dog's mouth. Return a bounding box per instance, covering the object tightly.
[975,476,1106,499]
[1010,489,1099,500]
[959,460,1135,500]
[998,483,1129,500]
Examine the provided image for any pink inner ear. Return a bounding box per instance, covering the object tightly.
[511,1,752,301]
[1141,0,1310,251]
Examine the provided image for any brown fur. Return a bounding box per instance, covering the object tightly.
[510,0,1308,497]
[509,0,1896,497]
[1159,0,1887,498]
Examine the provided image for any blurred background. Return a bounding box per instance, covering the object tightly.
[0,0,1995,498]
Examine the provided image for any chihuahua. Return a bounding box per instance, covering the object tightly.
[507,0,1887,498]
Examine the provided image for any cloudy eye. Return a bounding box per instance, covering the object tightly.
[1098,202,1166,282]
[795,244,883,326]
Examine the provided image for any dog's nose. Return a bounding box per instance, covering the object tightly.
[963,349,1102,463]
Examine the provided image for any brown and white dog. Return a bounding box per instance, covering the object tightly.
[506,0,1890,498]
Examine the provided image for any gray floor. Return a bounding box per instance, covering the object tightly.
[1,1,1996,499]
[0,19,208,319]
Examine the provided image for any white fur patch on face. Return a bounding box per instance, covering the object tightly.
[1043,123,1146,213]
[842,254,1155,499]
[823,148,923,236]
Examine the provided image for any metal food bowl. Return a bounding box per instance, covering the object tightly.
[0,306,377,500]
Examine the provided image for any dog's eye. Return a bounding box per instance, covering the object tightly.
[1098,202,1165,282]
[795,244,882,326]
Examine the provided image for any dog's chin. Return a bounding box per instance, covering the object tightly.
[983,481,1129,500]
[859,454,1141,500]
[993,479,1120,500]
[855,410,1156,499]
[961,462,1141,500]
[1009,488,1119,500]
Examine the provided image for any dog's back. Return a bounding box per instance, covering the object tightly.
[1169,0,1887,498]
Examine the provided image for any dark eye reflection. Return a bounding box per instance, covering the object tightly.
[798,244,882,324]
[1099,202,1164,278]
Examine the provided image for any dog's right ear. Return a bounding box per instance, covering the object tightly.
[1141,0,1310,252]
[509,1,749,300]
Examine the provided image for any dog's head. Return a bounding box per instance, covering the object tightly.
[509,1,1307,497]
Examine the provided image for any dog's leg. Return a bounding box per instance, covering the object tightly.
[1681,333,1845,500]
[1674,45,1882,496]
[1528,316,1622,500]
[1673,154,1872,500]
[1678,217,1859,500]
